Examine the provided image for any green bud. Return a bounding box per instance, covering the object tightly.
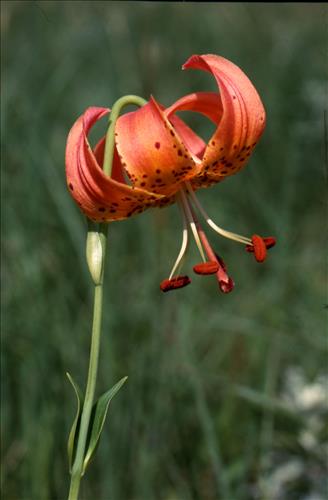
[86,231,104,285]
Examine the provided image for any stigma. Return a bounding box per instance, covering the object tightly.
[160,182,276,293]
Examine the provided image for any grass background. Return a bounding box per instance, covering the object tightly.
[1,2,327,499]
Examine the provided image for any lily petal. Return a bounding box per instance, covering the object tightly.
[65,107,163,222]
[168,114,206,161]
[115,97,201,197]
[182,54,266,186]
[165,92,222,161]
[166,91,222,126]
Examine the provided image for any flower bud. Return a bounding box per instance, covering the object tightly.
[86,231,104,285]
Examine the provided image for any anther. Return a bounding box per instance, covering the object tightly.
[193,261,219,275]
[160,275,191,292]
[246,235,276,262]
[250,234,267,262]
[245,236,276,253]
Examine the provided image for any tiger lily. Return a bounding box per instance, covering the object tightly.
[66,54,275,293]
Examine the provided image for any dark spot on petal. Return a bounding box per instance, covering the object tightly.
[142,174,148,178]
[211,141,216,146]
[98,207,106,212]
[177,149,182,156]
[170,130,175,136]
[69,183,74,190]
[156,168,161,173]
[140,182,146,187]
[155,142,161,149]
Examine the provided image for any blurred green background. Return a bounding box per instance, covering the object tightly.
[2,2,327,500]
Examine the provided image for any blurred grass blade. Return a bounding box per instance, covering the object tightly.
[82,376,128,474]
[66,372,84,472]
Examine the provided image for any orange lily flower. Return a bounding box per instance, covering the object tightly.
[66,54,275,293]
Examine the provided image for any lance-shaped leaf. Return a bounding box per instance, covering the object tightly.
[66,372,84,472]
[82,376,128,474]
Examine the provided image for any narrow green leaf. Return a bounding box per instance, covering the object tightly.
[82,376,128,474]
[66,372,84,472]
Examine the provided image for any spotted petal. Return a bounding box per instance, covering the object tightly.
[182,54,266,187]
[65,107,163,222]
[115,97,201,197]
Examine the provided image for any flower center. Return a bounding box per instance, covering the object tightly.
[159,183,276,293]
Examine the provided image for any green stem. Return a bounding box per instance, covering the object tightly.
[68,282,104,500]
[103,95,147,177]
[67,95,147,500]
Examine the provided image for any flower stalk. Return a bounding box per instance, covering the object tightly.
[67,95,147,500]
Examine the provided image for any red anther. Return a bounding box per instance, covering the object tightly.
[160,275,191,292]
[244,234,267,262]
[263,237,276,249]
[245,236,276,253]
[193,261,220,275]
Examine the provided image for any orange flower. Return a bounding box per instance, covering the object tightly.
[66,54,275,292]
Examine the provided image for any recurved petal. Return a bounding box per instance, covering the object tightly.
[183,54,266,184]
[166,91,223,126]
[65,107,163,222]
[164,91,222,166]
[168,114,206,161]
[115,97,200,197]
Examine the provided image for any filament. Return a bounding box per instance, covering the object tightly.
[185,181,252,245]
[178,190,206,262]
[168,202,189,280]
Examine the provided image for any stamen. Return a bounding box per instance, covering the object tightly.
[193,261,219,275]
[178,190,206,262]
[168,202,189,280]
[245,236,276,253]
[185,182,252,245]
[160,275,191,292]
[246,234,275,262]
[187,202,235,293]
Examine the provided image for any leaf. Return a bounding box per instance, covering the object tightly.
[82,376,128,474]
[66,372,84,472]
